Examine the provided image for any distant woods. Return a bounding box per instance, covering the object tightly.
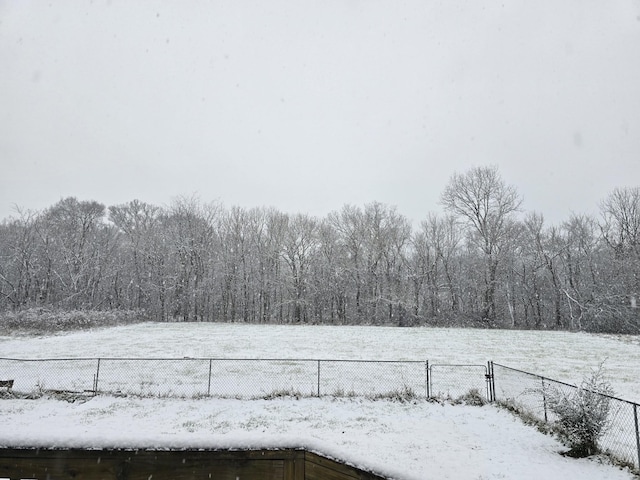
[1,166,639,333]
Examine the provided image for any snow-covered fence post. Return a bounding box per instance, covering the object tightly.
[492,362,496,401]
[425,360,430,399]
[425,360,430,398]
[486,361,495,402]
[94,358,101,395]
[207,359,212,396]
[317,360,321,397]
[541,378,548,422]
[634,403,640,471]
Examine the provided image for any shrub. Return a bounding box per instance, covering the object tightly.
[369,384,418,402]
[452,388,487,406]
[544,365,613,457]
[261,388,305,400]
[0,308,148,334]
[332,387,357,398]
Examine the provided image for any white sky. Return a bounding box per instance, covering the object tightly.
[1,0,640,226]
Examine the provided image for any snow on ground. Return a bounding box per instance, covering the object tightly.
[0,395,634,480]
[1,323,639,400]
[0,324,639,479]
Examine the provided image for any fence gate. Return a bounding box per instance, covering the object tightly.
[427,363,493,401]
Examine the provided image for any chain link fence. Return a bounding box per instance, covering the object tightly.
[2,357,638,470]
[0,357,435,400]
[428,364,490,400]
[493,362,640,471]
[0,358,498,401]
[0,358,98,394]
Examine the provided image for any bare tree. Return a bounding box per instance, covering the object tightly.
[38,197,114,309]
[560,214,601,330]
[0,209,39,309]
[163,196,219,321]
[109,199,161,310]
[520,212,566,328]
[597,187,640,330]
[315,219,349,323]
[328,205,366,323]
[282,214,319,323]
[599,187,640,258]
[441,165,522,323]
[410,213,464,322]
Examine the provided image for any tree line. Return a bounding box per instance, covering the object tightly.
[1,166,638,333]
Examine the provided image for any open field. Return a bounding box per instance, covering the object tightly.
[1,323,639,480]
[1,323,638,400]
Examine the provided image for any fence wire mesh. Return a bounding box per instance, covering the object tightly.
[429,364,490,401]
[0,357,432,400]
[0,358,98,394]
[4,357,637,470]
[319,360,426,398]
[493,363,640,471]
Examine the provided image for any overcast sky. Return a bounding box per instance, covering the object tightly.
[1,0,639,226]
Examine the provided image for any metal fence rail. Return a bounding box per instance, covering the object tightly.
[493,362,640,471]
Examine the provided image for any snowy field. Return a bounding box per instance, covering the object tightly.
[1,323,639,480]
[1,323,638,399]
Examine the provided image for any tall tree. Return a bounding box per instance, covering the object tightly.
[39,197,113,309]
[441,166,522,323]
[598,187,640,331]
[520,213,565,328]
[599,187,640,257]
[109,199,161,310]
[328,205,366,323]
[163,197,219,321]
[410,213,463,322]
[282,214,319,323]
[0,209,39,309]
[560,214,600,330]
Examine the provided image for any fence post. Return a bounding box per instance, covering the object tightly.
[491,361,496,402]
[634,403,640,471]
[94,358,101,395]
[486,361,495,402]
[485,361,490,401]
[424,360,431,400]
[317,360,321,397]
[207,359,212,397]
[541,378,548,422]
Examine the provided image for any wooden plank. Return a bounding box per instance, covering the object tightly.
[126,450,286,480]
[0,448,298,461]
[126,458,284,480]
[304,452,388,480]
[0,449,292,480]
[0,448,391,480]
[0,453,116,480]
[283,452,305,480]
[306,461,358,480]
[0,459,284,480]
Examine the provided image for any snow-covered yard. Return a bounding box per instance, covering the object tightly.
[1,323,638,399]
[1,323,639,479]
[0,395,635,480]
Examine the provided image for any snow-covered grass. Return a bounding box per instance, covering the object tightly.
[0,395,635,480]
[1,323,638,400]
[0,323,638,480]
